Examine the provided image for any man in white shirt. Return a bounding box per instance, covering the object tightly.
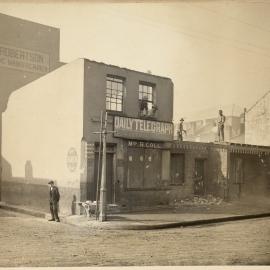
[217,110,226,142]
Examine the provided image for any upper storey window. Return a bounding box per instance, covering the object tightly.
[106,76,124,112]
[139,82,157,117]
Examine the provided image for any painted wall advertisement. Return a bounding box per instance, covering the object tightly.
[0,43,49,74]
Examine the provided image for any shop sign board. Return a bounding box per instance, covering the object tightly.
[114,116,173,141]
[127,140,164,149]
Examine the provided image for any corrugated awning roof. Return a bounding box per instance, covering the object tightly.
[172,140,270,155]
[229,142,270,155]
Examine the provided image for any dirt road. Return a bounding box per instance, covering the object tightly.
[0,209,269,266]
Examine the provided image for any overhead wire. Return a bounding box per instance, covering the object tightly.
[190,3,270,35]
[105,5,270,61]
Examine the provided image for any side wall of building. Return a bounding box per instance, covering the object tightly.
[0,13,61,113]
[1,59,84,215]
[0,13,62,200]
[245,92,270,146]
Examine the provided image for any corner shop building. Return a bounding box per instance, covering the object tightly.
[2,58,177,214]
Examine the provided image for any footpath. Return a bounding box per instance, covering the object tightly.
[1,197,270,230]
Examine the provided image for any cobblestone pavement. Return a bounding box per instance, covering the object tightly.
[0,209,270,266]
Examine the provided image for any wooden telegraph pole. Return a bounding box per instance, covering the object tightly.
[99,112,108,221]
[93,111,114,222]
[95,111,103,220]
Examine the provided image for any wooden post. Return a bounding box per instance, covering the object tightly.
[99,112,108,221]
[95,111,103,220]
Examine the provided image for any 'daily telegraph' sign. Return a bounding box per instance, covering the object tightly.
[114,116,173,141]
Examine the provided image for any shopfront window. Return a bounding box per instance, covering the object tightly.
[127,147,161,189]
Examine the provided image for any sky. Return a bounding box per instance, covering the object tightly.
[1,0,270,122]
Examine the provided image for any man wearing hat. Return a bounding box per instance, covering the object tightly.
[217,109,226,142]
[177,118,186,141]
[48,180,60,222]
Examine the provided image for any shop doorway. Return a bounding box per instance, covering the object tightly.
[127,147,144,188]
[170,153,185,185]
[194,159,205,196]
[229,156,244,199]
[92,152,114,204]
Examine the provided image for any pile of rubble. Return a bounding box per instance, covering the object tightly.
[173,195,223,207]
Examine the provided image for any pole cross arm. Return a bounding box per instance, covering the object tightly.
[92,131,116,134]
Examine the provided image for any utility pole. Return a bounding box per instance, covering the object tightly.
[99,112,107,221]
[95,111,103,220]
[92,111,115,222]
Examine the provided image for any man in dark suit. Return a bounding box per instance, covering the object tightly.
[48,180,60,222]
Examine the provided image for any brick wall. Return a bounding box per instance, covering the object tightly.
[82,59,174,144]
[207,144,229,199]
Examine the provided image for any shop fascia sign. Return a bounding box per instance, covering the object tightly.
[114,116,173,141]
[127,140,163,149]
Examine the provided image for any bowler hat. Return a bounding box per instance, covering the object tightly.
[48,180,54,184]
[180,118,184,121]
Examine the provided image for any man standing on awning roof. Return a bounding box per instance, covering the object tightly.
[177,118,186,141]
[217,109,226,142]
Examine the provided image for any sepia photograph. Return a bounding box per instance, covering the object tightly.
[0,0,270,267]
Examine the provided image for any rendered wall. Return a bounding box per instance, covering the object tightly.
[2,59,84,215]
[245,91,270,146]
[0,13,63,200]
[207,144,229,199]
[184,116,244,143]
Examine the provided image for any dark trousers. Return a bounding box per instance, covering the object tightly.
[177,132,183,141]
[218,124,224,142]
[50,202,59,221]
